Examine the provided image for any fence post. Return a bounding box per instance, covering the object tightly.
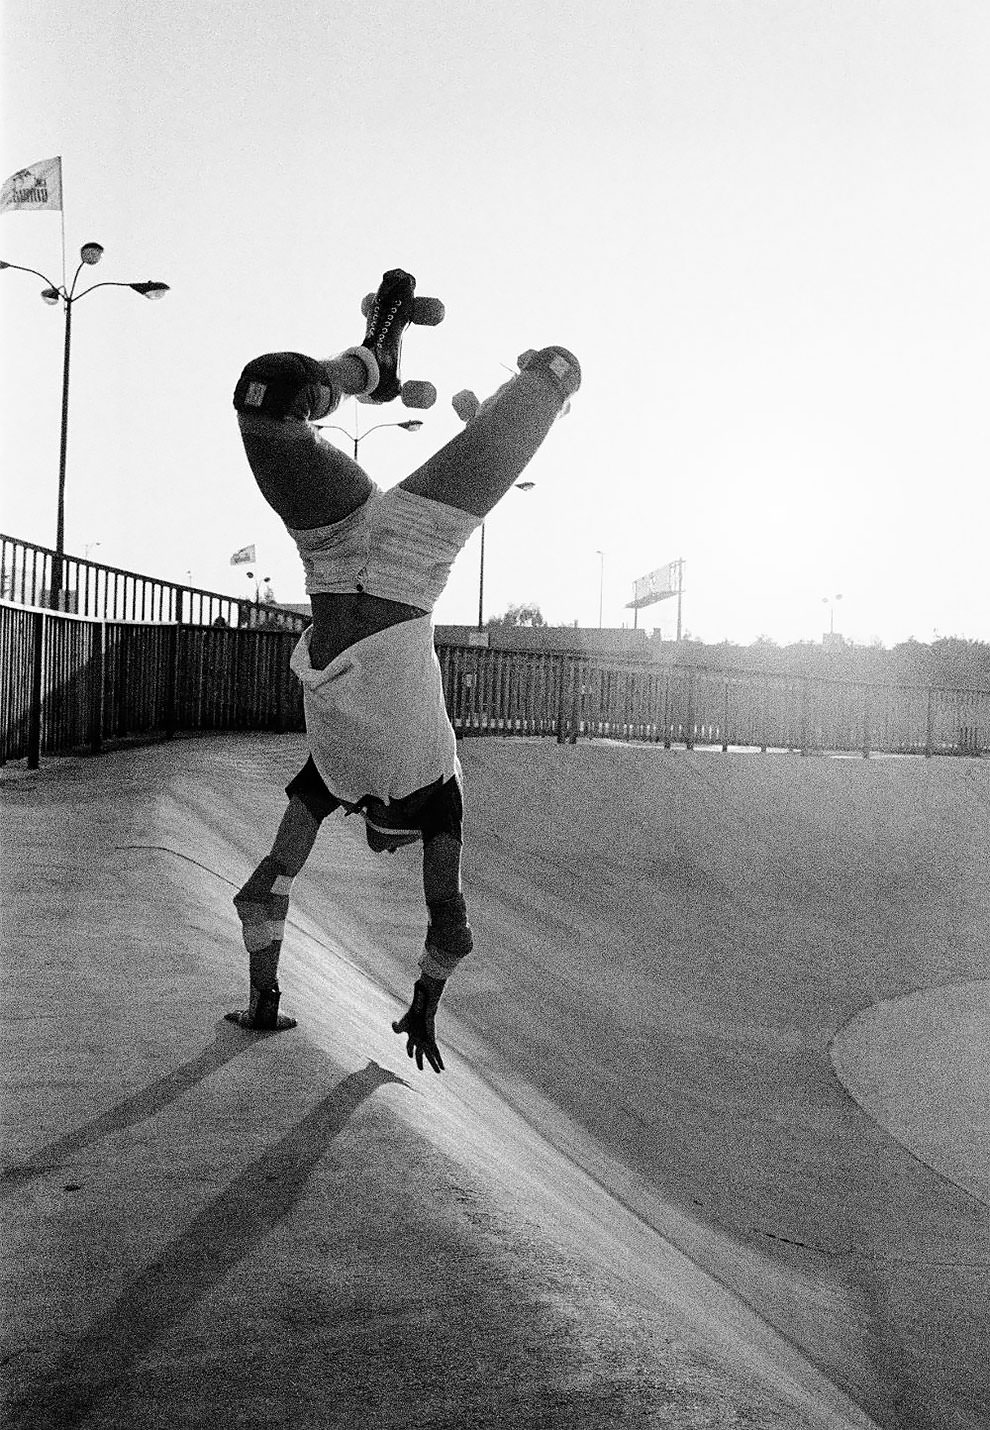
[114,626,129,737]
[569,659,581,744]
[274,634,287,734]
[27,609,44,769]
[662,671,672,748]
[862,685,871,759]
[685,669,696,750]
[89,621,105,753]
[800,677,809,756]
[163,623,179,739]
[722,679,730,752]
[925,687,934,757]
[556,654,568,743]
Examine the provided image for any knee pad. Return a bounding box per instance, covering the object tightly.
[518,346,582,405]
[233,352,336,421]
[233,855,294,991]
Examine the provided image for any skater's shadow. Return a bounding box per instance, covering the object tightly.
[1,1018,263,1193]
[4,1058,408,1430]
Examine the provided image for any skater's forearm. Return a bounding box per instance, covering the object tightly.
[420,972,445,1001]
[419,830,473,981]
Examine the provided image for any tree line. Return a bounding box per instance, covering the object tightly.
[659,634,990,690]
[485,604,989,690]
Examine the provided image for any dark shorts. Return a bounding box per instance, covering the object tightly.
[285,755,463,847]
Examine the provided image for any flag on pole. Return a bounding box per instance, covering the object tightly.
[0,157,63,214]
[230,544,256,566]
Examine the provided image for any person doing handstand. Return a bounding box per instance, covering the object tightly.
[226,268,580,1073]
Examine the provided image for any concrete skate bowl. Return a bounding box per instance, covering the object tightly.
[444,740,990,1430]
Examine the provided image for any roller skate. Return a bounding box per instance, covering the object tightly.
[225,983,297,1033]
[452,346,581,425]
[233,351,338,422]
[353,268,445,410]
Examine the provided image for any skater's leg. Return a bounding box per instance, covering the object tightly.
[399,347,581,519]
[234,350,375,530]
[228,760,339,1031]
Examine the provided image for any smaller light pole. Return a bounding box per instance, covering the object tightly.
[245,569,272,604]
[478,482,535,630]
[675,558,684,642]
[822,592,843,637]
[448,392,536,630]
[313,416,423,461]
[478,524,486,630]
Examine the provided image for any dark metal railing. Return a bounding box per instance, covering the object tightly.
[0,532,308,630]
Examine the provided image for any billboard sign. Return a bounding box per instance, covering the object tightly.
[627,559,683,610]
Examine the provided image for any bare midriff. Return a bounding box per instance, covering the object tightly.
[308,591,428,670]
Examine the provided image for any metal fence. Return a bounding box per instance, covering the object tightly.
[440,645,990,755]
[0,605,307,765]
[0,532,308,631]
[174,625,304,732]
[3,603,987,769]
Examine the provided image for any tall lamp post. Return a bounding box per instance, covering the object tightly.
[1,243,169,608]
[313,415,423,461]
[478,482,535,630]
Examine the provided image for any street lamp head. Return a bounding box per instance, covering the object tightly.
[80,242,104,266]
[398,419,423,431]
[40,287,60,305]
[130,281,170,300]
[516,482,535,491]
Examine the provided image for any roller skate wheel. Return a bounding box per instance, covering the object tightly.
[360,292,375,319]
[451,389,480,423]
[401,380,437,410]
[411,296,445,326]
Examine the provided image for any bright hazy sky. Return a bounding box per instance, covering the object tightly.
[2,1,987,644]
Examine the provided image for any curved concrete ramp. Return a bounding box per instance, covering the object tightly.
[3,734,988,1428]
